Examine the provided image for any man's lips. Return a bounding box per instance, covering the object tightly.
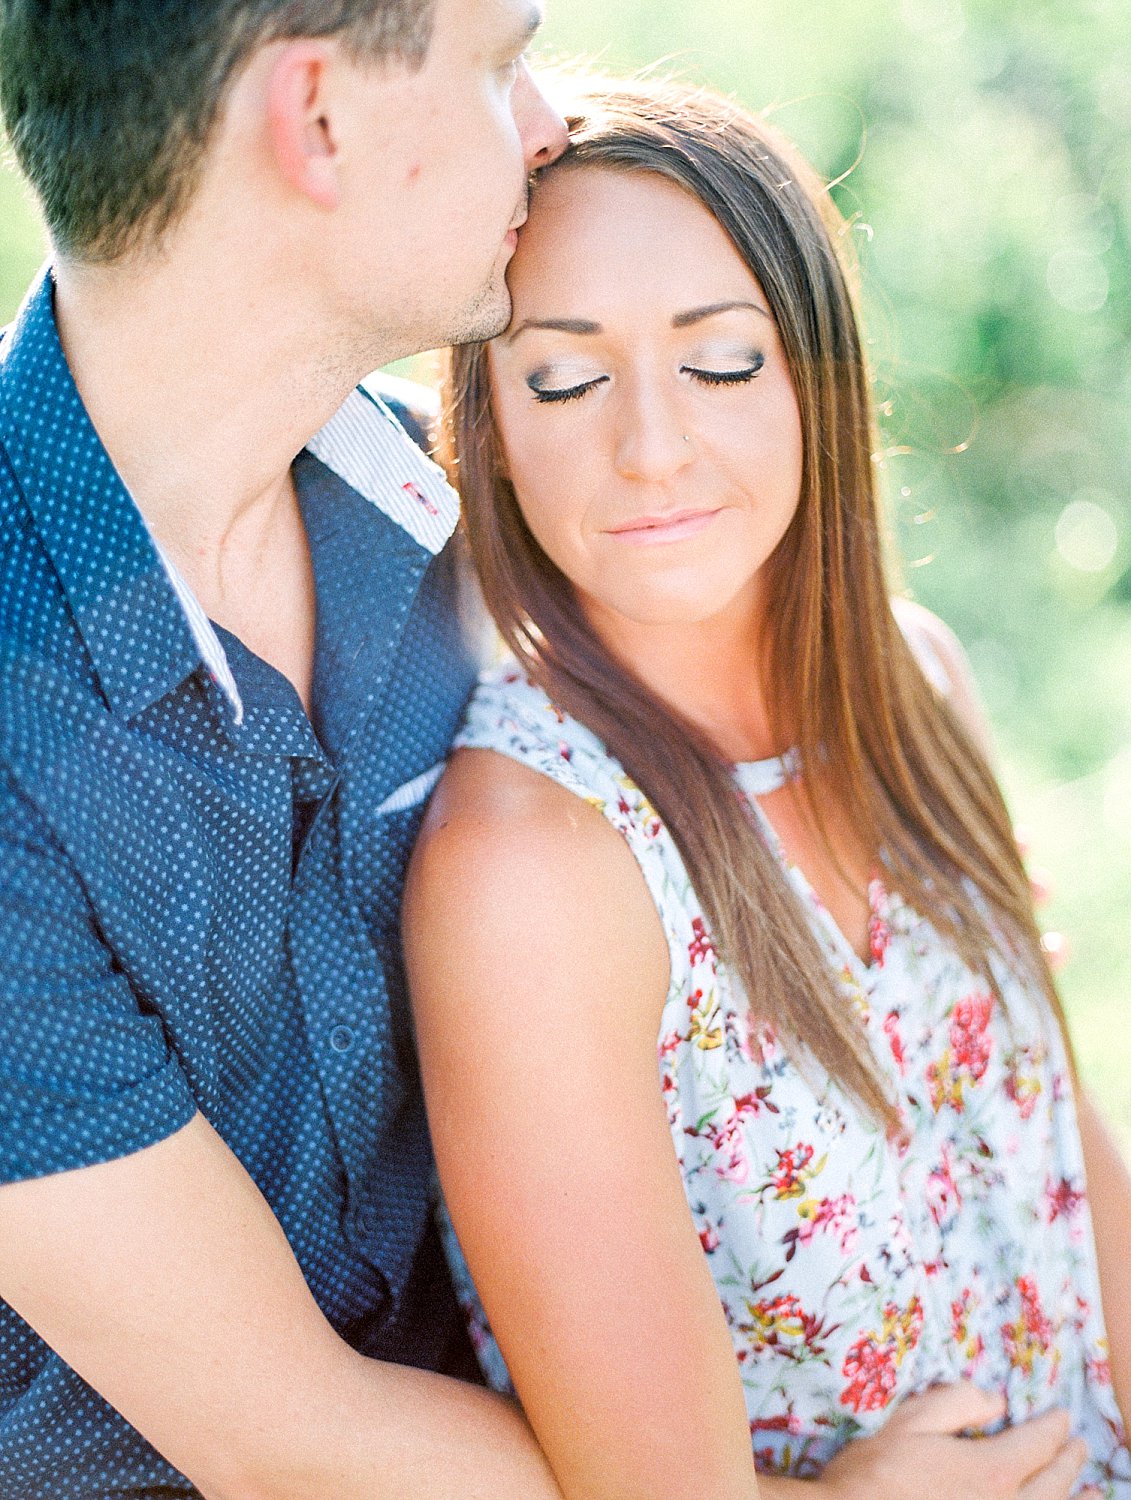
[604,507,724,544]
[503,210,527,251]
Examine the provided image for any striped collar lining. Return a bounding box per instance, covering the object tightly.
[151,384,460,724]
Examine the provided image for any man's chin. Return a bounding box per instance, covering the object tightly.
[446,277,512,348]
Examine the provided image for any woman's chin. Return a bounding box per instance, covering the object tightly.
[586,585,755,636]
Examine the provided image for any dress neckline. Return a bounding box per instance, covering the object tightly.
[733,747,802,798]
[733,748,888,981]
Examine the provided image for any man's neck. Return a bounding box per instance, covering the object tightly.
[50,238,372,714]
[52,243,364,575]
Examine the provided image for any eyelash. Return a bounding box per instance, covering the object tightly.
[686,358,765,385]
[530,359,765,405]
[531,378,607,405]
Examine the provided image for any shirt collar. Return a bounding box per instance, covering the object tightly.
[0,266,461,725]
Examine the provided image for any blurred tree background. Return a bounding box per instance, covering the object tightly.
[1,0,1128,1139]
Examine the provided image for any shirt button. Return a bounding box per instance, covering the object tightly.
[330,1024,354,1053]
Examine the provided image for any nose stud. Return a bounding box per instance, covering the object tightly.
[682,434,691,444]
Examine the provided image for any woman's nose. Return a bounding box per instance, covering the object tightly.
[613,388,694,483]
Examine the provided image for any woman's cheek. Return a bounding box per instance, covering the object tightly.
[511,474,580,573]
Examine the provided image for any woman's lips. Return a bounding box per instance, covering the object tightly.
[605,507,724,545]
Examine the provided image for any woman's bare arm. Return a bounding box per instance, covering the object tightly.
[404,747,762,1500]
[1075,1088,1131,1433]
[891,597,996,761]
[894,598,1130,1438]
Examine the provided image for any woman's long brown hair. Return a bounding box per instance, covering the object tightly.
[445,79,1068,1127]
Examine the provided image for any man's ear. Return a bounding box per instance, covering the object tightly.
[265,41,341,211]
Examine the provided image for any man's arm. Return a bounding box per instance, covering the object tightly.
[0,1115,562,1500]
[0,767,559,1500]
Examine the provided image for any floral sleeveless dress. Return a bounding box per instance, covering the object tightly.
[438,663,1130,1492]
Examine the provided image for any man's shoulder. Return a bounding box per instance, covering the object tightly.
[0,432,81,681]
[0,432,19,520]
[0,432,121,801]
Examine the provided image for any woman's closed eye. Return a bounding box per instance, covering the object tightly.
[682,351,766,386]
[528,374,610,405]
[525,351,767,405]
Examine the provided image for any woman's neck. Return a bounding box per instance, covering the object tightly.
[579,588,788,765]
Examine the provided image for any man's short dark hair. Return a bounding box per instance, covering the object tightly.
[0,0,437,263]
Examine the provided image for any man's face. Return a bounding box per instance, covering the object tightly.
[332,0,568,362]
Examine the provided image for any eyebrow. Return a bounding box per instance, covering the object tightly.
[505,301,771,343]
[671,300,772,327]
[505,317,602,342]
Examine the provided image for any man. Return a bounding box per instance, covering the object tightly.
[0,0,568,1494]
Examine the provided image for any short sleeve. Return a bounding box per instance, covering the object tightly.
[0,771,198,1183]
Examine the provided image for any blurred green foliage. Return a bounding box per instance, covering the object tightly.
[1,0,1128,1136]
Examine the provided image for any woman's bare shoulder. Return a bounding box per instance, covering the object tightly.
[413,745,616,874]
[404,746,670,1011]
[891,597,994,756]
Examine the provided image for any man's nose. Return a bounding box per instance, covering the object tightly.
[518,62,570,170]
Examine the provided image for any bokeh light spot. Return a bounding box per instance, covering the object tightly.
[1047,250,1110,313]
[1055,494,1119,573]
[899,0,966,40]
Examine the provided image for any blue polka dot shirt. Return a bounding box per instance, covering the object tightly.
[0,270,479,1497]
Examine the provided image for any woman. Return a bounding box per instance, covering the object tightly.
[402,80,1131,1500]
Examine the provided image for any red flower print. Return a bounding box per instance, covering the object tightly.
[742,1293,835,1363]
[769,1142,819,1199]
[1004,1047,1044,1120]
[841,1335,899,1413]
[658,1030,681,1058]
[732,1087,778,1122]
[883,1010,907,1074]
[687,989,724,1051]
[1045,1176,1084,1224]
[925,1147,962,1229]
[751,1413,803,1436]
[750,1412,806,1473]
[704,1115,750,1183]
[840,1297,924,1414]
[698,1220,720,1254]
[868,893,891,968]
[950,992,994,1080]
[795,1193,859,1254]
[1001,1275,1053,1375]
[688,916,716,969]
[951,1289,986,1370]
[928,992,995,1113]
